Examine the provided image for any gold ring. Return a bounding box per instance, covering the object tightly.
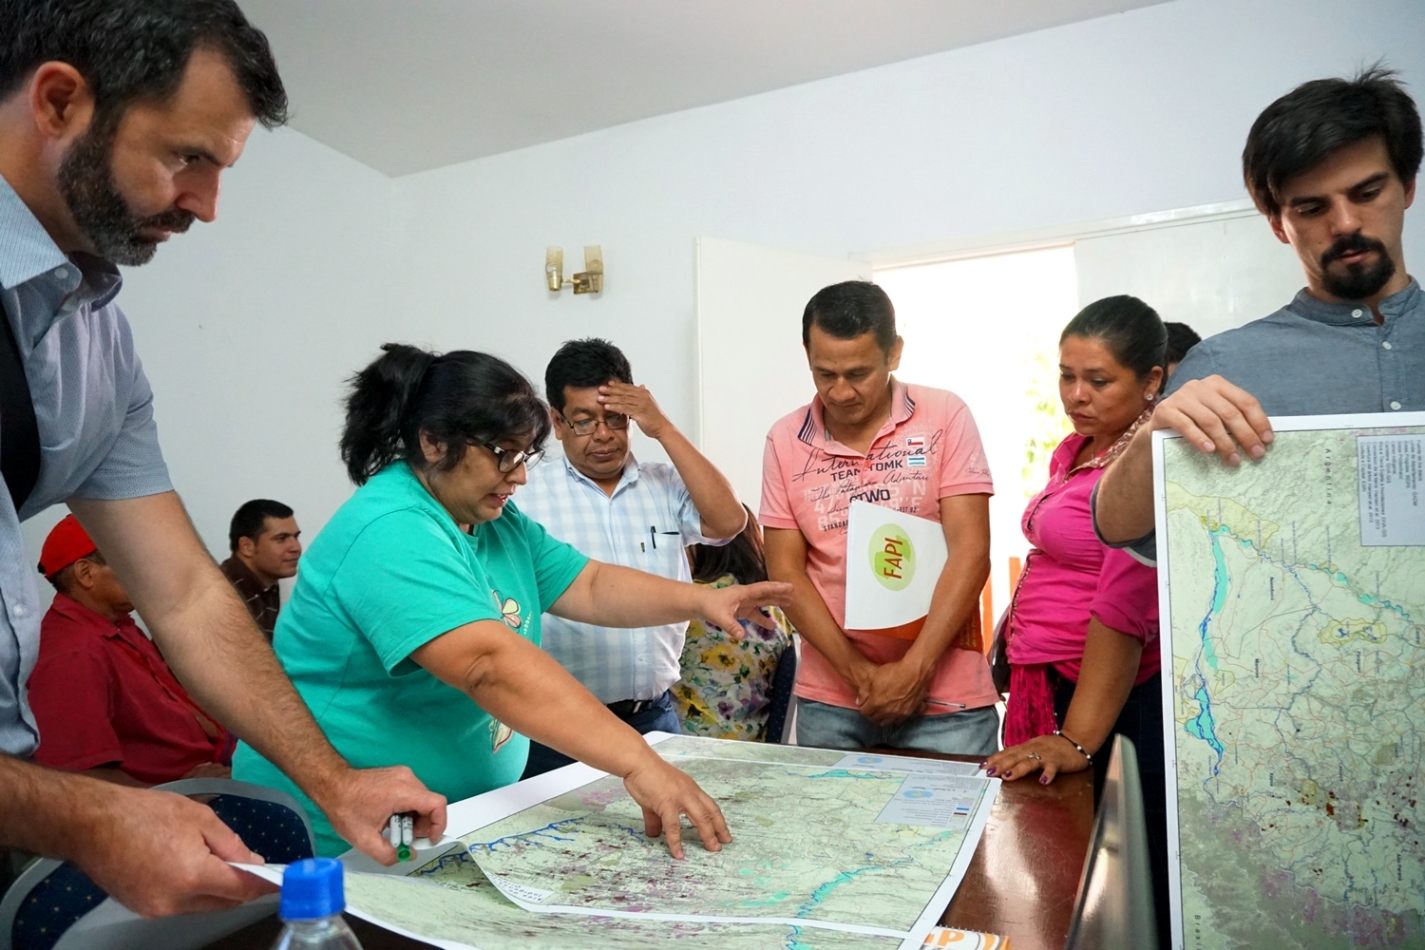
[1026,752,1042,761]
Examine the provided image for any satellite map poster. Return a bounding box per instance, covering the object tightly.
[326,734,1000,950]
[1153,414,1425,950]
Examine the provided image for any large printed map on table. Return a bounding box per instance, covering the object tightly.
[339,734,999,950]
[1154,416,1425,950]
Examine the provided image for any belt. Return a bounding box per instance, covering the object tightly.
[606,698,655,718]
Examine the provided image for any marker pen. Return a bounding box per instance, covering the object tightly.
[389,812,415,861]
[398,813,414,862]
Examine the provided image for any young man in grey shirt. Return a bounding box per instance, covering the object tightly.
[1095,66,1422,557]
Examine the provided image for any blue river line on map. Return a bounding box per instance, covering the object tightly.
[1182,515,1418,782]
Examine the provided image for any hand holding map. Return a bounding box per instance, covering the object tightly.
[1150,374,1274,465]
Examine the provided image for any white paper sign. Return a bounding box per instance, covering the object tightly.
[874,775,994,829]
[1357,434,1425,545]
[844,500,948,631]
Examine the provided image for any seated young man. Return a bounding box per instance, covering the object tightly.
[219,498,303,642]
[27,516,232,787]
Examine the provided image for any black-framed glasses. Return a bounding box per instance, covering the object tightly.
[559,412,629,437]
[478,442,545,473]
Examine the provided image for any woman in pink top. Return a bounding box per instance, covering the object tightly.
[984,296,1169,937]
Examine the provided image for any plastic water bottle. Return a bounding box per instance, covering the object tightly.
[269,857,364,950]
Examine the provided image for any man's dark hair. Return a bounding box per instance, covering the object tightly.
[802,281,897,353]
[1164,322,1202,367]
[229,499,294,553]
[1243,65,1421,218]
[544,339,633,413]
[0,0,287,133]
[1061,295,1167,386]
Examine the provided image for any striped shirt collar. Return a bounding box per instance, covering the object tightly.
[0,172,69,290]
[797,377,917,453]
[558,450,643,497]
[0,173,123,321]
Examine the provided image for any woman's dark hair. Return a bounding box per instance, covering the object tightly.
[0,0,287,133]
[802,281,897,354]
[1244,65,1421,218]
[544,338,633,413]
[1060,295,1166,385]
[341,344,551,486]
[691,506,767,585]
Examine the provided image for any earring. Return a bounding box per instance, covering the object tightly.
[1146,393,1156,401]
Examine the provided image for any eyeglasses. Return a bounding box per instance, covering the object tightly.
[559,412,629,437]
[478,442,545,473]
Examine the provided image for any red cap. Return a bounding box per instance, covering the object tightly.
[38,515,99,578]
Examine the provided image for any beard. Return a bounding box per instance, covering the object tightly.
[1319,231,1397,301]
[56,125,194,267]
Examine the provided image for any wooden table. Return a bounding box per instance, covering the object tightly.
[938,760,1094,950]
[207,757,1094,950]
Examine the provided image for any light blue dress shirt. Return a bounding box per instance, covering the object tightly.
[0,174,172,756]
[516,454,726,703]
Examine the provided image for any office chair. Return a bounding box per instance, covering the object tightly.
[0,778,314,950]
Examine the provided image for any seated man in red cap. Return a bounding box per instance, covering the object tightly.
[27,516,232,787]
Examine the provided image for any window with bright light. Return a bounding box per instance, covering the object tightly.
[874,246,1079,603]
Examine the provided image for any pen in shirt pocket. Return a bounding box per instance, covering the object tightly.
[648,526,679,550]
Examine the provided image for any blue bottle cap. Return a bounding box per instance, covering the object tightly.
[279,857,345,921]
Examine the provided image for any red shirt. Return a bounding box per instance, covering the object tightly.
[27,594,230,785]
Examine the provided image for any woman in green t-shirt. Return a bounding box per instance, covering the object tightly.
[234,344,790,858]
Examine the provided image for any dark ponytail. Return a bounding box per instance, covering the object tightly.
[690,506,768,585]
[340,344,436,484]
[1060,295,1167,389]
[340,343,551,485]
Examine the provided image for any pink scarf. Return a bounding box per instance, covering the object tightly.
[1003,662,1058,746]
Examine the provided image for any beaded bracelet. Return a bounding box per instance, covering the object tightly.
[1054,730,1093,765]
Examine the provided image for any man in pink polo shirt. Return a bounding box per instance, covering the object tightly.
[762,281,1000,754]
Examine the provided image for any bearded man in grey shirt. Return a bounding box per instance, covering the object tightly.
[0,0,444,915]
[1094,66,1423,558]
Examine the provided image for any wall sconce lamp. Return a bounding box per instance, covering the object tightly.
[545,246,604,295]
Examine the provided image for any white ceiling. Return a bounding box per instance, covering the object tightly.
[240,0,1173,177]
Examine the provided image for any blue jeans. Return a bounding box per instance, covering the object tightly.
[522,689,682,779]
[794,700,999,756]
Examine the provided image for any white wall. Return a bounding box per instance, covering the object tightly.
[391,0,1425,459]
[23,0,1425,573]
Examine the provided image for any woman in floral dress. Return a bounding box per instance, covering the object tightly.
[675,508,795,741]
